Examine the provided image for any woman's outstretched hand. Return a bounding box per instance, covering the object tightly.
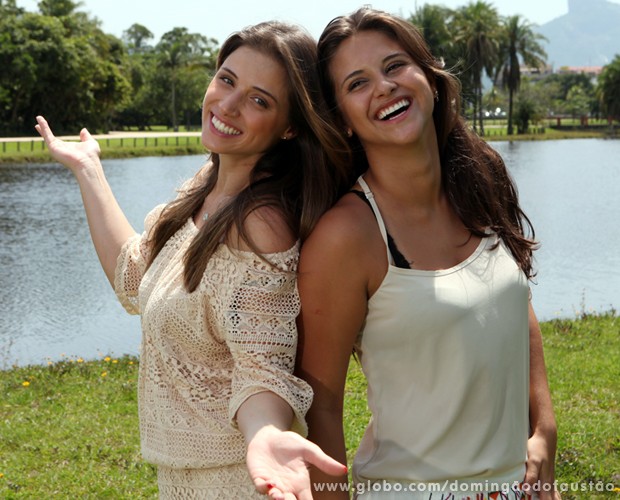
[35,115,101,174]
[247,426,347,500]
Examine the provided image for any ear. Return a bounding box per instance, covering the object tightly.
[280,126,297,141]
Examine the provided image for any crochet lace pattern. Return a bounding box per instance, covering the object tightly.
[114,204,312,471]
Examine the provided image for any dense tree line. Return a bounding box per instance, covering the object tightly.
[1,0,618,136]
[0,0,217,135]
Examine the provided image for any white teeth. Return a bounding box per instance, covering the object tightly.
[377,99,410,120]
[211,115,241,135]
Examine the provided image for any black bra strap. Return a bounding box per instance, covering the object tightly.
[350,190,411,269]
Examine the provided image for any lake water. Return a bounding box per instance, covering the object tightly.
[1,139,619,367]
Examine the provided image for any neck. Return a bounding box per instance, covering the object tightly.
[212,154,257,197]
[363,140,443,209]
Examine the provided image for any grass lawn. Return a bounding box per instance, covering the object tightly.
[1,311,618,498]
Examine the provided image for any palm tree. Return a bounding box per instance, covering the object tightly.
[597,55,620,127]
[409,4,455,64]
[495,15,547,135]
[157,28,217,131]
[453,1,501,136]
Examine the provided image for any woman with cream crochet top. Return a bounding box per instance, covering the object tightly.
[36,21,348,499]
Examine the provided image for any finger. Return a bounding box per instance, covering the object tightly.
[252,477,271,495]
[303,443,347,477]
[35,116,56,143]
[267,485,285,500]
[523,459,540,494]
[80,127,93,142]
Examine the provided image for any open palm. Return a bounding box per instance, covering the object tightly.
[35,115,101,173]
[247,428,346,500]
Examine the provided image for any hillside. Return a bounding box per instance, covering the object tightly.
[537,0,620,67]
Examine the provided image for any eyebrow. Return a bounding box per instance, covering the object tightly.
[340,52,409,89]
[220,66,279,103]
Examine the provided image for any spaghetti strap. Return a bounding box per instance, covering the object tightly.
[357,175,394,266]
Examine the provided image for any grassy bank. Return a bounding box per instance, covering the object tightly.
[0,135,206,164]
[1,311,618,498]
[0,125,617,165]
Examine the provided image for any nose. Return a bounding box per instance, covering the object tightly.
[375,77,397,97]
[220,91,242,116]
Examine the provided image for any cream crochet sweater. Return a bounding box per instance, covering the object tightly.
[114,203,312,469]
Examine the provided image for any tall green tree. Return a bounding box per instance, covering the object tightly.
[123,23,154,54]
[37,0,80,17]
[0,4,129,134]
[494,15,547,135]
[409,4,454,64]
[156,27,218,131]
[453,1,501,136]
[597,55,620,124]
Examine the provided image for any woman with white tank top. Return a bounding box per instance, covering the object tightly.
[297,7,560,500]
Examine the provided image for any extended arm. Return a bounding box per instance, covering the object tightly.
[227,208,347,499]
[524,302,561,499]
[35,116,135,285]
[296,205,370,499]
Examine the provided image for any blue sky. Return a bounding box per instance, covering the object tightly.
[16,0,620,44]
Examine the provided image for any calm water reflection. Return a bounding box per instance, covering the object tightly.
[0,155,207,366]
[1,139,618,366]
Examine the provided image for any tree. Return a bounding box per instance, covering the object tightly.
[123,23,154,54]
[513,79,546,133]
[37,0,80,17]
[0,0,23,15]
[0,5,129,134]
[597,55,620,124]
[409,4,455,64]
[453,1,501,136]
[156,27,218,131]
[565,85,590,120]
[495,15,547,135]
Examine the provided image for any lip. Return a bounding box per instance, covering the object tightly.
[209,112,242,136]
[374,97,412,122]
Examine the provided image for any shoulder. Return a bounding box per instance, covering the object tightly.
[300,191,377,265]
[299,193,385,284]
[231,205,297,254]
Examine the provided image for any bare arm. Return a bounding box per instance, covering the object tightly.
[230,208,347,499]
[35,116,135,286]
[524,302,561,499]
[297,204,371,499]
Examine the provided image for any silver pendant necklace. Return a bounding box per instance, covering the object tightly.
[202,212,209,221]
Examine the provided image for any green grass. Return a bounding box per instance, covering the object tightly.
[0,355,158,498]
[1,312,619,498]
[0,135,206,164]
[1,120,619,164]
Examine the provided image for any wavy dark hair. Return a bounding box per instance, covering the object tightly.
[317,7,538,278]
[146,21,350,291]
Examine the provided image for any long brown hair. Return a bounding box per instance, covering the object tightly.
[318,7,538,278]
[146,21,350,291]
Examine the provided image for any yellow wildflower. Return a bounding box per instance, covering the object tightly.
[77,358,84,363]
[112,359,118,364]
[22,381,30,387]
[101,372,108,377]
[104,356,111,362]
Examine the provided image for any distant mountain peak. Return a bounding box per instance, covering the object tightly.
[537,0,620,67]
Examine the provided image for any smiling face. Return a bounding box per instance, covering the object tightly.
[201,46,294,166]
[328,30,437,154]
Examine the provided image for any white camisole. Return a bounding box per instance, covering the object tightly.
[352,176,530,498]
